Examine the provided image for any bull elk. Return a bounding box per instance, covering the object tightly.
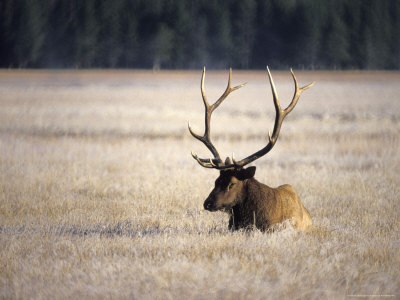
[188,67,315,231]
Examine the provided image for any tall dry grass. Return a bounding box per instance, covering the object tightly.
[0,69,399,299]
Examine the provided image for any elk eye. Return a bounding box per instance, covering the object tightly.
[227,183,235,190]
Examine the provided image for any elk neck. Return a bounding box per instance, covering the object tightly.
[230,177,260,222]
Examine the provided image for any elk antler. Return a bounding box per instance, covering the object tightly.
[188,67,247,168]
[189,66,315,170]
[230,67,315,169]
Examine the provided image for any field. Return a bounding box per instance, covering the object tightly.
[0,69,399,299]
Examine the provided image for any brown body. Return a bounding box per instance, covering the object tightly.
[203,167,312,231]
[189,67,314,231]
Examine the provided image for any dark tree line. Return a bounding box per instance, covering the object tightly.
[1,0,399,69]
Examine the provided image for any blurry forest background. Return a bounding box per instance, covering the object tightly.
[1,0,400,70]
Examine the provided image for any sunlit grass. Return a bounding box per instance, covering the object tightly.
[1,70,399,299]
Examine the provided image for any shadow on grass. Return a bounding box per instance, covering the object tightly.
[0,221,231,238]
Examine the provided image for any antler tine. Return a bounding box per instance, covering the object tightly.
[284,68,315,115]
[200,66,210,109]
[266,66,281,113]
[212,68,247,111]
[189,67,246,169]
[187,121,202,141]
[191,151,217,168]
[292,68,315,91]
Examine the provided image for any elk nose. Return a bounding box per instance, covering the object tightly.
[204,201,212,210]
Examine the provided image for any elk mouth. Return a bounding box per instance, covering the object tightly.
[203,200,222,212]
[204,200,233,212]
[204,203,218,211]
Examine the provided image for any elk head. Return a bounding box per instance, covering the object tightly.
[188,67,315,213]
[203,158,257,212]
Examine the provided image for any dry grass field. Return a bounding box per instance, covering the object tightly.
[0,69,399,299]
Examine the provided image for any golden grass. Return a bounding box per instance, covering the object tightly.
[1,69,399,299]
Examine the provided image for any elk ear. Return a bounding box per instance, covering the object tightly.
[236,166,256,180]
[225,157,232,165]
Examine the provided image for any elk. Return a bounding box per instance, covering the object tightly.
[188,67,315,231]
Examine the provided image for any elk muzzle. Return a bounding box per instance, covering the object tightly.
[203,186,238,212]
[203,196,218,211]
